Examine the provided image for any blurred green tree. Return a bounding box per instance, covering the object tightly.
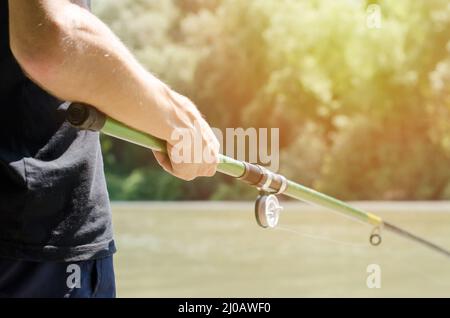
[93,0,450,201]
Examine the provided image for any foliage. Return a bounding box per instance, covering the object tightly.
[93,0,450,201]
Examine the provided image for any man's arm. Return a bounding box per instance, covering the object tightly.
[8,0,219,180]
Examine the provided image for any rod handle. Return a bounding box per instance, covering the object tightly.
[66,102,246,178]
[67,102,106,132]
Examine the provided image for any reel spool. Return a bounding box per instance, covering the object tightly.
[255,193,283,228]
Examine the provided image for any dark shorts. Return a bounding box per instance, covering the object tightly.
[0,256,116,298]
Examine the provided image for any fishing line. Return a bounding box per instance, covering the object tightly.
[277,225,450,289]
[275,225,369,248]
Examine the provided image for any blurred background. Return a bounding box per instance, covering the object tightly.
[90,0,450,297]
[93,0,450,202]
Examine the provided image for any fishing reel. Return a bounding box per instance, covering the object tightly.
[237,164,287,229]
[255,192,283,229]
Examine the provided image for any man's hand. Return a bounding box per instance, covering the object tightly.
[152,90,220,180]
[8,0,218,180]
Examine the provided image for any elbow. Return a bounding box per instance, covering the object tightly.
[10,17,71,86]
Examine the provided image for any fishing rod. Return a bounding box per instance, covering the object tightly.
[66,102,450,259]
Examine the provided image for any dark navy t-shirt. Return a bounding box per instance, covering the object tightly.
[0,0,115,262]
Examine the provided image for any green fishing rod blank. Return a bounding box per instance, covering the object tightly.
[99,109,382,227]
[67,103,450,259]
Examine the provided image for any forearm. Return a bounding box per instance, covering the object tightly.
[8,0,195,142]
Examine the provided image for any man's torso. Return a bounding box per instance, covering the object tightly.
[0,0,115,262]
